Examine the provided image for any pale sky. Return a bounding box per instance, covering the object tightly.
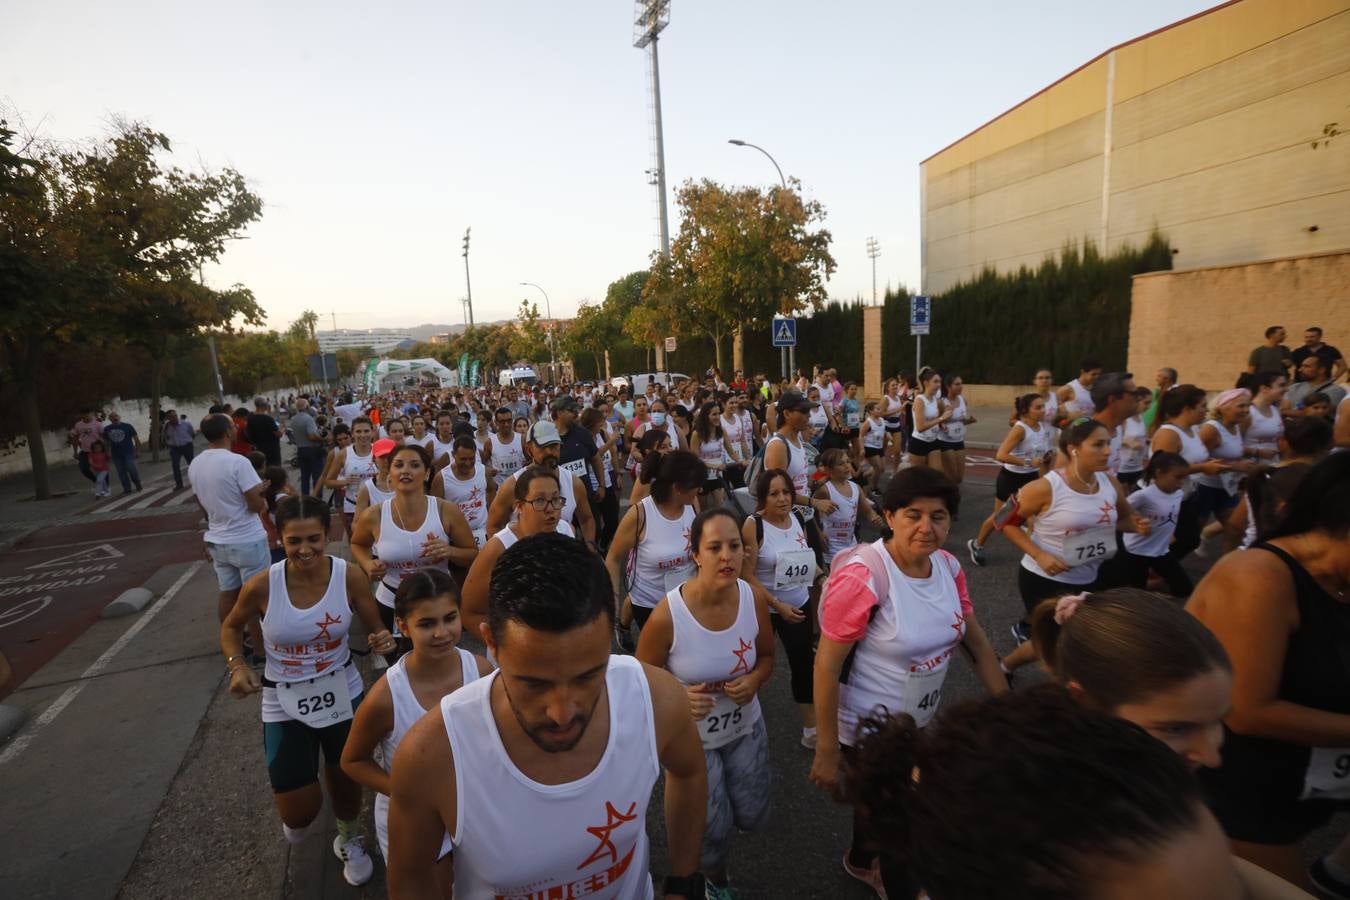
[5,0,1217,331]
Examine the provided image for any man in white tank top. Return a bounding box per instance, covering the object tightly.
[437,437,495,548]
[482,406,526,486]
[385,533,709,899]
[1057,359,1102,418]
[484,422,598,544]
[1088,372,1139,475]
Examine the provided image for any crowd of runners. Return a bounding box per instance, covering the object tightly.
[162,329,1350,900]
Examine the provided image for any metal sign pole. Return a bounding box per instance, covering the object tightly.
[916,335,922,377]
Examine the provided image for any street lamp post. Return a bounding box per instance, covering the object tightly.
[729,138,793,380]
[520,282,556,383]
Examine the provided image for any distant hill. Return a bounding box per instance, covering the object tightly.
[407,321,508,342]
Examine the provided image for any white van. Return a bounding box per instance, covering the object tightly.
[612,372,689,395]
[499,365,539,388]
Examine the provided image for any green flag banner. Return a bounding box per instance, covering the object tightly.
[468,360,480,386]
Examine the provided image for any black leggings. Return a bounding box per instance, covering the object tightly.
[1101,547,1193,598]
[772,610,814,704]
[595,486,620,553]
[1167,493,1203,561]
[843,744,918,897]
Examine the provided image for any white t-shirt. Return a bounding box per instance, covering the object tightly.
[189,448,267,544]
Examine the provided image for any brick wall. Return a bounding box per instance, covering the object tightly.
[1128,251,1350,392]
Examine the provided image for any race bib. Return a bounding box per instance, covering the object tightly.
[774,549,816,591]
[560,458,587,479]
[275,666,353,727]
[663,562,695,592]
[698,691,752,749]
[1220,470,1244,496]
[845,412,861,429]
[1063,526,1116,567]
[1301,747,1350,800]
[900,668,947,729]
[472,528,487,549]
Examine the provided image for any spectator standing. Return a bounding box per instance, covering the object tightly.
[1290,326,1345,383]
[1247,325,1293,377]
[162,410,196,491]
[68,409,104,484]
[1141,366,1177,431]
[88,440,111,498]
[1284,355,1346,415]
[189,414,270,651]
[246,397,283,466]
[101,411,143,494]
[288,398,325,495]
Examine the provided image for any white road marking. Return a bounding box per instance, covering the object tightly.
[126,485,176,510]
[0,561,204,766]
[163,488,197,506]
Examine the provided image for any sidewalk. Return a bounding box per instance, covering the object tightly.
[0,441,202,553]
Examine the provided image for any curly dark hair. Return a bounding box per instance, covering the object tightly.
[843,685,1205,900]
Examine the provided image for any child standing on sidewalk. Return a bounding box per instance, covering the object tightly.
[89,440,112,498]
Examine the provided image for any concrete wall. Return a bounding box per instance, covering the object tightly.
[922,0,1350,294]
[1128,251,1350,391]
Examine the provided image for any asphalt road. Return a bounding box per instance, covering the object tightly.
[2,463,1345,900]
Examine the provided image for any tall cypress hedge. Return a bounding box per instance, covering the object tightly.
[882,233,1172,383]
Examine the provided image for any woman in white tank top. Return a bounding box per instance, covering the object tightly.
[909,368,950,468]
[634,508,774,894]
[936,375,976,485]
[997,419,1151,673]
[1152,386,1233,563]
[691,400,728,508]
[742,470,821,747]
[350,444,479,646]
[1245,372,1287,462]
[1196,389,1257,554]
[339,569,491,860]
[319,416,379,537]
[460,468,576,637]
[220,495,396,886]
[605,450,704,631]
[814,449,885,560]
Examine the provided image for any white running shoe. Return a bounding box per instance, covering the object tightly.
[333,834,374,886]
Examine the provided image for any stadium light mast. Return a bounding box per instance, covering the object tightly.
[461,227,474,329]
[866,237,881,305]
[634,0,671,372]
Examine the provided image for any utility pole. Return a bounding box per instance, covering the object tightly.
[866,237,881,305]
[462,227,475,328]
[634,0,671,372]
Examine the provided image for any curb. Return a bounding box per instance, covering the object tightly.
[0,703,25,743]
[102,587,156,618]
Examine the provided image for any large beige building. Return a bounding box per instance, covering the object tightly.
[920,0,1350,295]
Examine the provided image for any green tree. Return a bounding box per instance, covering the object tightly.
[335,347,368,378]
[643,178,835,370]
[509,299,550,363]
[562,302,618,380]
[66,121,264,459]
[220,331,307,396]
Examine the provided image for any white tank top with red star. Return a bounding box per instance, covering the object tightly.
[827,545,969,743]
[441,462,489,546]
[629,496,695,610]
[1019,469,1119,586]
[260,556,363,723]
[664,579,763,749]
[441,654,659,900]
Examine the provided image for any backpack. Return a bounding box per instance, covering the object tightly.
[744,433,791,499]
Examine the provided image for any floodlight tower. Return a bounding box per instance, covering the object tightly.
[635,0,671,372]
[866,237,881,305]
[462,227,474,328]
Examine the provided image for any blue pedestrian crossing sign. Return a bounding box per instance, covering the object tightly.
[772,317,797,347]
[910,295,931,336]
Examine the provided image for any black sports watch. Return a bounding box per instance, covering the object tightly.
[662,873,706,897]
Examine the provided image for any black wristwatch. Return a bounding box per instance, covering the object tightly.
[662,873,705,897]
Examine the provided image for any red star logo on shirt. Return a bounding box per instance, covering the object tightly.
[468,485,482,502]
[314,612,342,641]
[795,532,809,549]
[1096,501,1115,524]
[950,610,967,641]
[577,801,638,869]
[729,637,753,676]
[681,527,691,554]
